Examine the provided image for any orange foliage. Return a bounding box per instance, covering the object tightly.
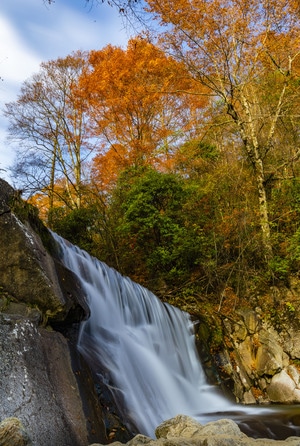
[77,37,208,190]
[29,178,87,223]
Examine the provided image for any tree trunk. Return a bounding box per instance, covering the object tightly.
[48,143,57,227]
[243,141,273,262]
[227,101,273,261]
[255,160,273,261]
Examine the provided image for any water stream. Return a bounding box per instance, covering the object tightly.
[53,233,300,439]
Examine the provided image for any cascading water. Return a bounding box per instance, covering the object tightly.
[53,233,300,440]
[53,233,231,437]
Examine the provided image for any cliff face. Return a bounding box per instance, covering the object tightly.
[197,285,300,406]
[0,178,105,446]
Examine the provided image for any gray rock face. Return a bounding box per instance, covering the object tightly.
[0,316,89,446]
[0,178,106,446]
[0,179,87,324]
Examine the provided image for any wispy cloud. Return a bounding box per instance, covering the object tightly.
[0,0,129,181]
[0,15,41,91]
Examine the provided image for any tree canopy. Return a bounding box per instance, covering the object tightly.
[5,0,300,301]
[145,0,300,259]
[77,37,207,190]
[5,52,92,213]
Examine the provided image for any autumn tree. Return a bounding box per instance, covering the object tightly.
[144,0,300,261]
[78,37,208,190]
[5,51,92,216]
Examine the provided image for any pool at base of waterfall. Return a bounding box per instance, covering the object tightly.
[195,405,300,440]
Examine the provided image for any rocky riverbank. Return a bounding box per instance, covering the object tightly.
[2,414,300,446]
[194,292,300,407]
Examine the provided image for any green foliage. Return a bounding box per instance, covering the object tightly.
[175,141,219,179]
[10,194,55,254]
[198,306,224,352]
[10,193,39,224]
[285,301,295,313]
[268,178,300,280]
[84,159,214,292]
[291,359,300,369]
[268,256,290,282]
[106,167,212,289]
[33,136,300,302]
[50,206,96,253]
[0,286,11,304]
[289,228,300,265]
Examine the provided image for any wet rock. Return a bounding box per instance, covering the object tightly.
[88,415,300,446]
[0,316,90,446]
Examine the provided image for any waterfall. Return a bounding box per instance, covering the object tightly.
[53,233,230,438]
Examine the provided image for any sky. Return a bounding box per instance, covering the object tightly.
[0,0,130,184]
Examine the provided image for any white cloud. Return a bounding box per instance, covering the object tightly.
[0,15,41,90]
[0,14,43,181]
[0,0,130,183]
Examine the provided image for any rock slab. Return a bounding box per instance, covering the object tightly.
[0,316,89,446]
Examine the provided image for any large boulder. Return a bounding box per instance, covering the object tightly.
[255,329,285,377]
[0,313,91,445]
[0,302,105,446]
[267,370,300,403]
[0,178,87,324]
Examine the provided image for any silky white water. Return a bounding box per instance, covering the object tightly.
[53,233,232,437]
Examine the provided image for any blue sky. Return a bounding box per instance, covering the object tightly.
[0,0,130,183]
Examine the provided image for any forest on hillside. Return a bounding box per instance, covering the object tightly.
[5,0,300,305]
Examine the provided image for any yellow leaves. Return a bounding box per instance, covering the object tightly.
[147,0,300,91]
[260,31,300,77]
